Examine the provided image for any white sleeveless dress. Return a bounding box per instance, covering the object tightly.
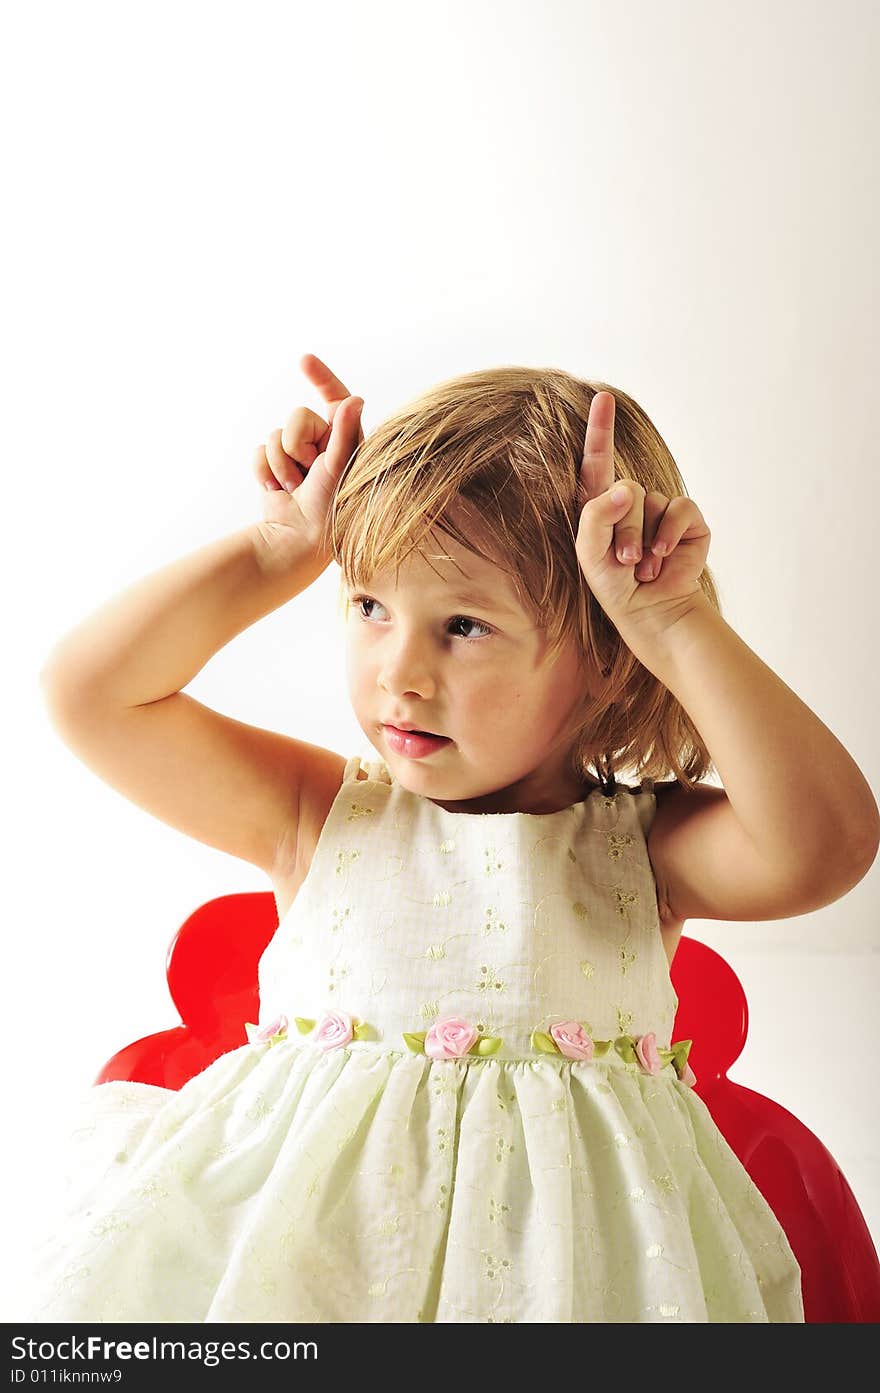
[23,754,804,1323]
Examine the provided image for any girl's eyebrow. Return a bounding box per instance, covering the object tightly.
[449,590,519,615]
[354,581,518,616]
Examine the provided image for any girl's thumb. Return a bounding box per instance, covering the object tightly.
[578,472,631,514]
[576,481,632,572]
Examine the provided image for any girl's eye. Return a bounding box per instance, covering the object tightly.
[349,595,492,642]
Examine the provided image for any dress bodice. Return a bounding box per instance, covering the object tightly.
[256,755,679,1060]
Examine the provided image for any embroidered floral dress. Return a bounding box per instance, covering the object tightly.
[24,755,804,1323]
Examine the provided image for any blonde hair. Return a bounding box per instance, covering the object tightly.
[327,363,721,792]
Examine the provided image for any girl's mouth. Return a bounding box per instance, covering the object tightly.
[383,725,452,759]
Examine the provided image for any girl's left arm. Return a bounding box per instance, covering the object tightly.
[629,599,880,924]
[575,391,879,925]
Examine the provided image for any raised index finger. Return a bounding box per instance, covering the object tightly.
[578,391,616,503]
[299,352,354,413]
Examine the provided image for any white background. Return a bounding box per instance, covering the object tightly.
[3,0,878,1318]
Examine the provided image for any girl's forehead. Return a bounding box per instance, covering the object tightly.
[357,559,523,611]
[355,543,508,589]
[344,517,534,616]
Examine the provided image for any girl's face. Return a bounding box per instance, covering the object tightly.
[344,526,600,815]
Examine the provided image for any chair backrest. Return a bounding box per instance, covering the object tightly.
[95,892,279,1091]
[95,894,880,1323]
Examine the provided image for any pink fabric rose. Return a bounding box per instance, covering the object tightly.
[313,1010,354,1051]
[549,1020,595,1061]
[635,1031,662,1075]
[253,1013,288,1042]
[424,1016,479,1060]
[681,1061,697,1087]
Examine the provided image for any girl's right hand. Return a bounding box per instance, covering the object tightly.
[252,353,365,571]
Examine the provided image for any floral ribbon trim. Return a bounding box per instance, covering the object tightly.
[244,1010,373,1052]
[531,1022,696,1085]
[245,1010,695,1084]
[404,1016,502,1060]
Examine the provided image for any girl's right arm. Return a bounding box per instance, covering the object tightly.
[39,355,365,881]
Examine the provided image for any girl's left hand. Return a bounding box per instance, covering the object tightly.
[575,391,711,641]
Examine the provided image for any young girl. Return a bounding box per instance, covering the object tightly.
[28,353,878,1323]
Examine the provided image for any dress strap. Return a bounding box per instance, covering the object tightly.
[343,755,364,784]
[344,754,392,785]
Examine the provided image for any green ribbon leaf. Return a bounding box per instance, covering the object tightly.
[592,1039,612,1056]
[402,1032,427,1053]
[294,1017,316,1035]
[352,1021,372,1041]
[530,1030,561,1054]
[471,1035,503,1056]
[670,1038,693,1077]
[614,1034,638,1064]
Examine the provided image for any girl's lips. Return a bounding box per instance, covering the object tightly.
[383,725,451,759]
[385,722,441,736]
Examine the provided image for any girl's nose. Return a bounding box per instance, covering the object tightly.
[379,654,436,700]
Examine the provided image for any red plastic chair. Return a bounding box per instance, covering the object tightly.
[95,897,880,1323]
